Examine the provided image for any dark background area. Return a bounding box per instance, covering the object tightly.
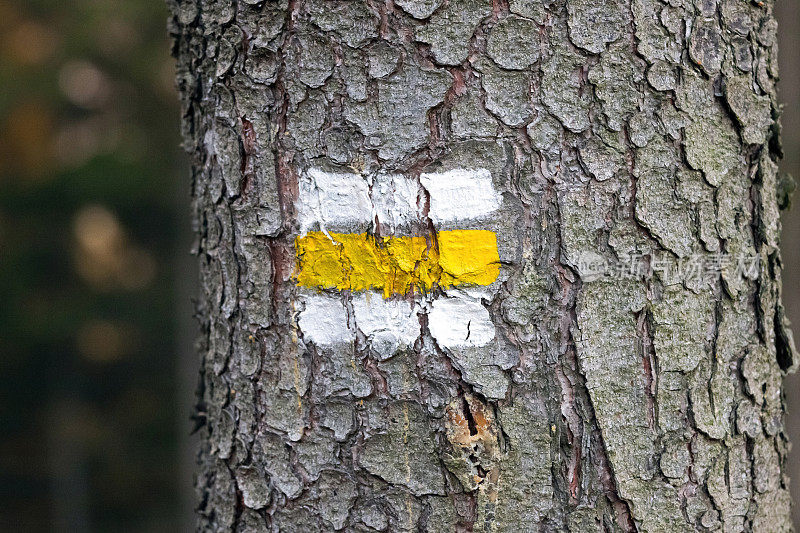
[775,0,800,527]
[0,0,194,530]
[0,0,797,530]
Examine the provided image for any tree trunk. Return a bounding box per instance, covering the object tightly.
[169,0,797,530]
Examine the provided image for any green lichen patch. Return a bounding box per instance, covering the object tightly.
[358,402,446,496]
[487,16,540,70]
[415,0,492,66]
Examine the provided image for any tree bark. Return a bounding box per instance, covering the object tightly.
[169,0,797,530]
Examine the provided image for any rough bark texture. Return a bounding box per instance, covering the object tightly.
[169,0,798,530]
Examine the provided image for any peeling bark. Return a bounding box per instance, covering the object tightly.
[169,0,796,530]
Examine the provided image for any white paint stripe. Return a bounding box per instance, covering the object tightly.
[420,168,501,224]
[297,291,495,350]
[297,293,354,346]
[296,167,500,231]
[352,293,420,359]
[297,168,373,233]
[427,292,496,348]
[370,173,420,232]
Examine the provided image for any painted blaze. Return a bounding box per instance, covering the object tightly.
[293,167,503,357]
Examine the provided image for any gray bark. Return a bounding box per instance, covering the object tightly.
[169,0,797,530]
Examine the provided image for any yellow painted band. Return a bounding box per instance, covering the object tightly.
[295,230,500,297]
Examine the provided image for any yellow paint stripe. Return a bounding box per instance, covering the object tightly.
[295,230,500,297]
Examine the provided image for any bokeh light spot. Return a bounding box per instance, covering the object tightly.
[58,60,111,109]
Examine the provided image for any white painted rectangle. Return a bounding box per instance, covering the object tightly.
[297,168,373,233]
[297,293,354,346]
[352,293,421,359]
[427,292,496,348]
[370,173,420,232]
[420,168,501,224]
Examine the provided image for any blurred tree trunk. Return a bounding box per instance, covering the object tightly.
[169,0,796,531]
[775,1,800,528]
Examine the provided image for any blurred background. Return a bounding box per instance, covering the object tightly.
[0,0,797,531]
[0,0,194,530]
